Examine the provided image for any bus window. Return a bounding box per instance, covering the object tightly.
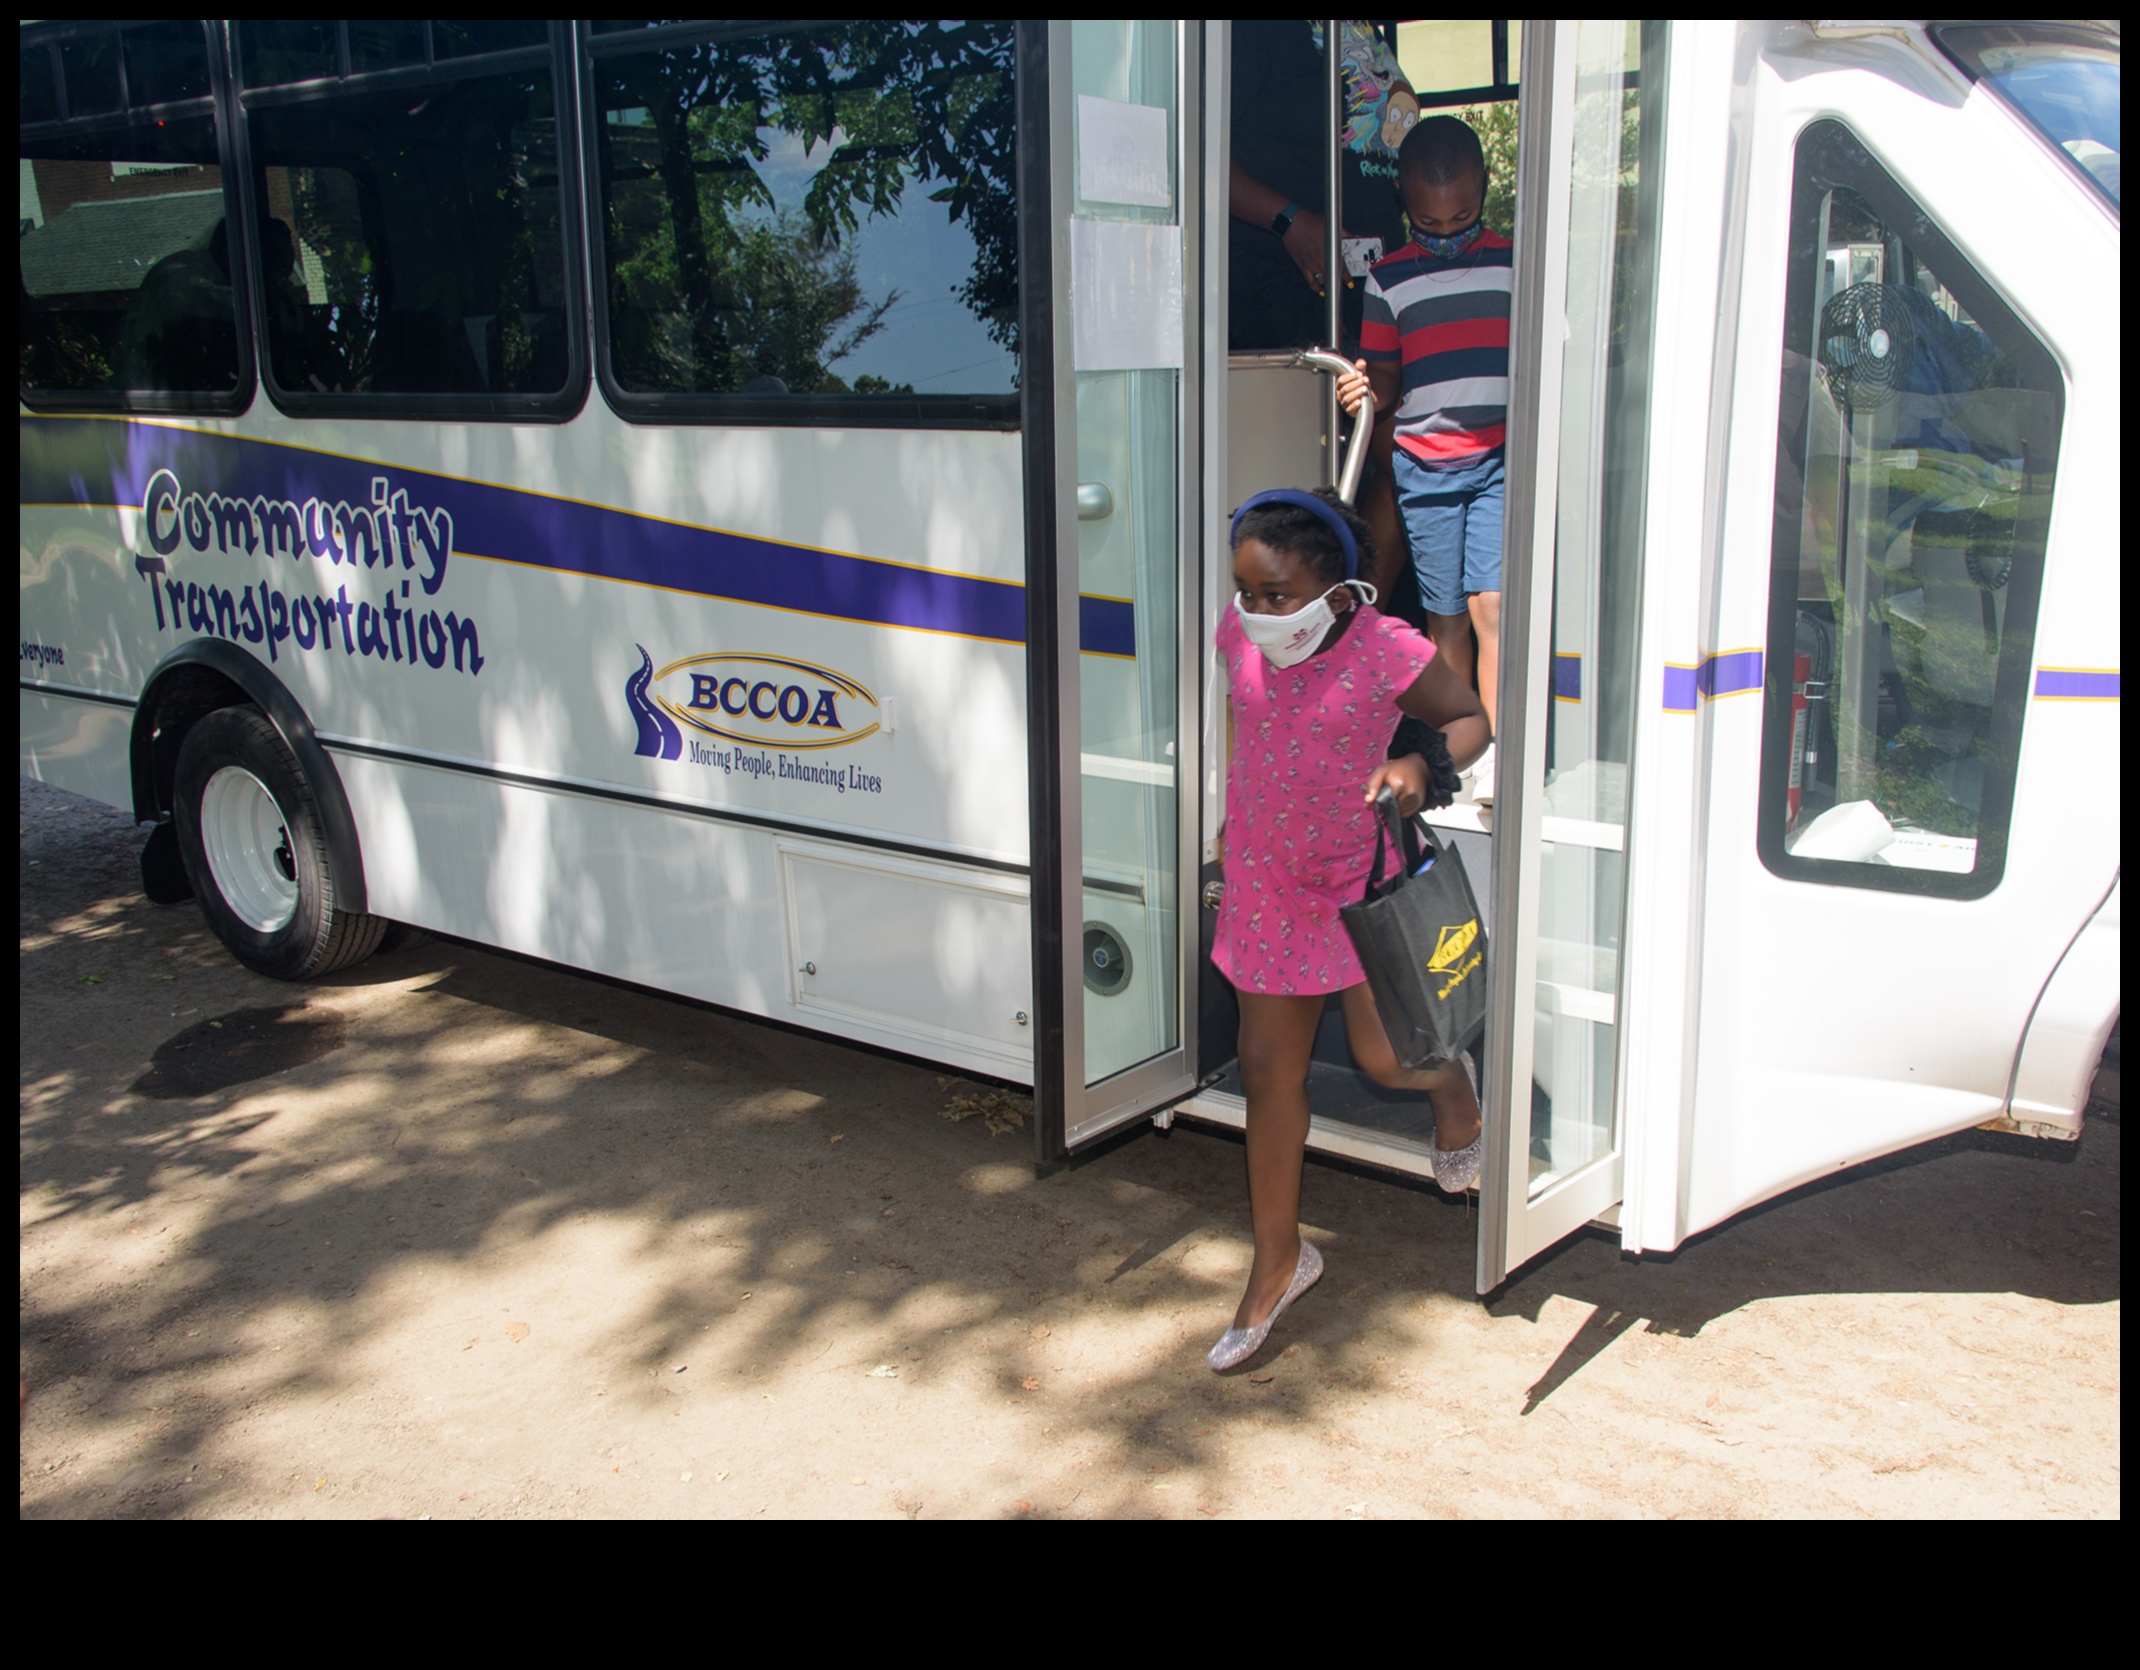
[1757,121,2063,898]
[586,20,1018,426]
[238,21,579,410]
[18,22,244,407]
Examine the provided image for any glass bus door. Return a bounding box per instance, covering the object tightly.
[1477,19,1669,1289]
[1030,20,1201,1155]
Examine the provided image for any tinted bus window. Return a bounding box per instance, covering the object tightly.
[589,20,1018,423]
[240,25,577,409]
[20,23,243,404]
[1757,122,2062,898]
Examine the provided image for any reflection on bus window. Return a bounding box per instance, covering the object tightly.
[1934,23,2120,210]
[1759,122,2061,895]
[591,20,1018,407]
[242,29,573,401]
[20,105,241,398]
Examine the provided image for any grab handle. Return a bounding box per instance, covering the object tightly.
[1295,347,1376,507]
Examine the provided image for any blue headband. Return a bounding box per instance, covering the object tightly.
[1229,489,1359,582]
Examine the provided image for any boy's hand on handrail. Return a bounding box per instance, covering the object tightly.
[1335,358,1371,416]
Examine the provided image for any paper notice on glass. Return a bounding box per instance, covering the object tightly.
[1077,94,1170,208]
[1070,218,1183,372]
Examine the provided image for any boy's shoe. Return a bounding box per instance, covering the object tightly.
[1467,743,1496,807]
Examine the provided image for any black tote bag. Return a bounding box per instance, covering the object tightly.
[1338,790,1487,1068]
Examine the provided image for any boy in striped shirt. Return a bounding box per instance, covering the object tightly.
[1341,116,1509,801]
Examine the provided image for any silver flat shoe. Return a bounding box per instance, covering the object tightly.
[1433,1052,1483,1194]
[1207,1239,1324,1372]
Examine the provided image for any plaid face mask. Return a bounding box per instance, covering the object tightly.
[1420,221,1485,260]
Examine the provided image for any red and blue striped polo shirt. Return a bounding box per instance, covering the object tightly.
[1359,229,1513,467]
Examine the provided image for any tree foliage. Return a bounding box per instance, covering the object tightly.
[600,21,1016,396]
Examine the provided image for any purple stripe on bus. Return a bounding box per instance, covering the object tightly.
[1697,648,1763,699]
[2033,668,2119,700]
[1662,664,1699,712]
[1553,654,1581,700]
[21,416,1136,656]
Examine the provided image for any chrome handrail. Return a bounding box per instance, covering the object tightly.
[1294,347,1375,506]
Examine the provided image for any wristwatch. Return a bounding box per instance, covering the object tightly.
[1270,200,1301,236]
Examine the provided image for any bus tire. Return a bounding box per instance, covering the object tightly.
[173,704,385,980]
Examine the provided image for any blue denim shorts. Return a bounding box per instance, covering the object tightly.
[1393,448,1504,616]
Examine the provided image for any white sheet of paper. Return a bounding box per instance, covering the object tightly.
[1341,236,1383,277]
[1077,93,1170,208]
[1070,217,1183,372]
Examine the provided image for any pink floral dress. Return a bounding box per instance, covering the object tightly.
[1214,604,1435,995]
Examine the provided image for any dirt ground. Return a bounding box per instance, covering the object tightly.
[19,775,2121,1519]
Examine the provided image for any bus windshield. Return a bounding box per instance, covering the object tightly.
[1935,23,2121,211]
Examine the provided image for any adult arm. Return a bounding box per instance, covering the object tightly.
[1229,157,1333,294]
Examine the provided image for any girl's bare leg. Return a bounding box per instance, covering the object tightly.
[1233,991,1328,1329]
[1339,982,1481,1151]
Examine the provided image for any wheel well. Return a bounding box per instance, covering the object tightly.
[130,640,370,914]
[133,662,250,825]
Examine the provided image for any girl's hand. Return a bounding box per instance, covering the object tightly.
[1335,358,1371,415]
[1364,754,1430,819]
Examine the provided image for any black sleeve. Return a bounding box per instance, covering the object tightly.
[1230,21,1279,119]
[1389,716,1463,810]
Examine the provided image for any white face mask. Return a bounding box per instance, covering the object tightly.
[1234,580,1377,669]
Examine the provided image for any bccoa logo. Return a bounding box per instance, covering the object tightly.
[627,648,878,760]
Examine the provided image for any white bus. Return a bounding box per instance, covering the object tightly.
[20,19,2120,1291]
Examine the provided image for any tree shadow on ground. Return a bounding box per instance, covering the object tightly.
[18,777,2121,1515]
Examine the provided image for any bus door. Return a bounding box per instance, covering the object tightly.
[1609,23,2118,1258]
[1029,21,1203,1155]
[1477,19,1671,1289]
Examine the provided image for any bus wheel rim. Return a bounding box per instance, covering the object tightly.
[200,766,299,933]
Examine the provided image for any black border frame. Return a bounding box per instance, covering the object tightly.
[18,19,259,418]
[229,19,592,424]
[577,18,1021,433]
[1754,118,2062,902]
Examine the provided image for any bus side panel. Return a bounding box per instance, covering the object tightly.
[19,689,133,812]
[24,417,1034,865]
[22,410,1040,1072]
[2008,880,2119,1134]
[20,496,164,813]
[333,751,1037,1084]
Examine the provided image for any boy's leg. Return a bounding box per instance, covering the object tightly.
[1392,450,1476,686]
[1469,590,1502,735]
[1234,990,1327,1329]
[1428,610,1477,696]
[1360,455,1408,607]
[1464,458,1508,736]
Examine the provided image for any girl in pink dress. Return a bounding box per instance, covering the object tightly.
[1209,487,1490,1371]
